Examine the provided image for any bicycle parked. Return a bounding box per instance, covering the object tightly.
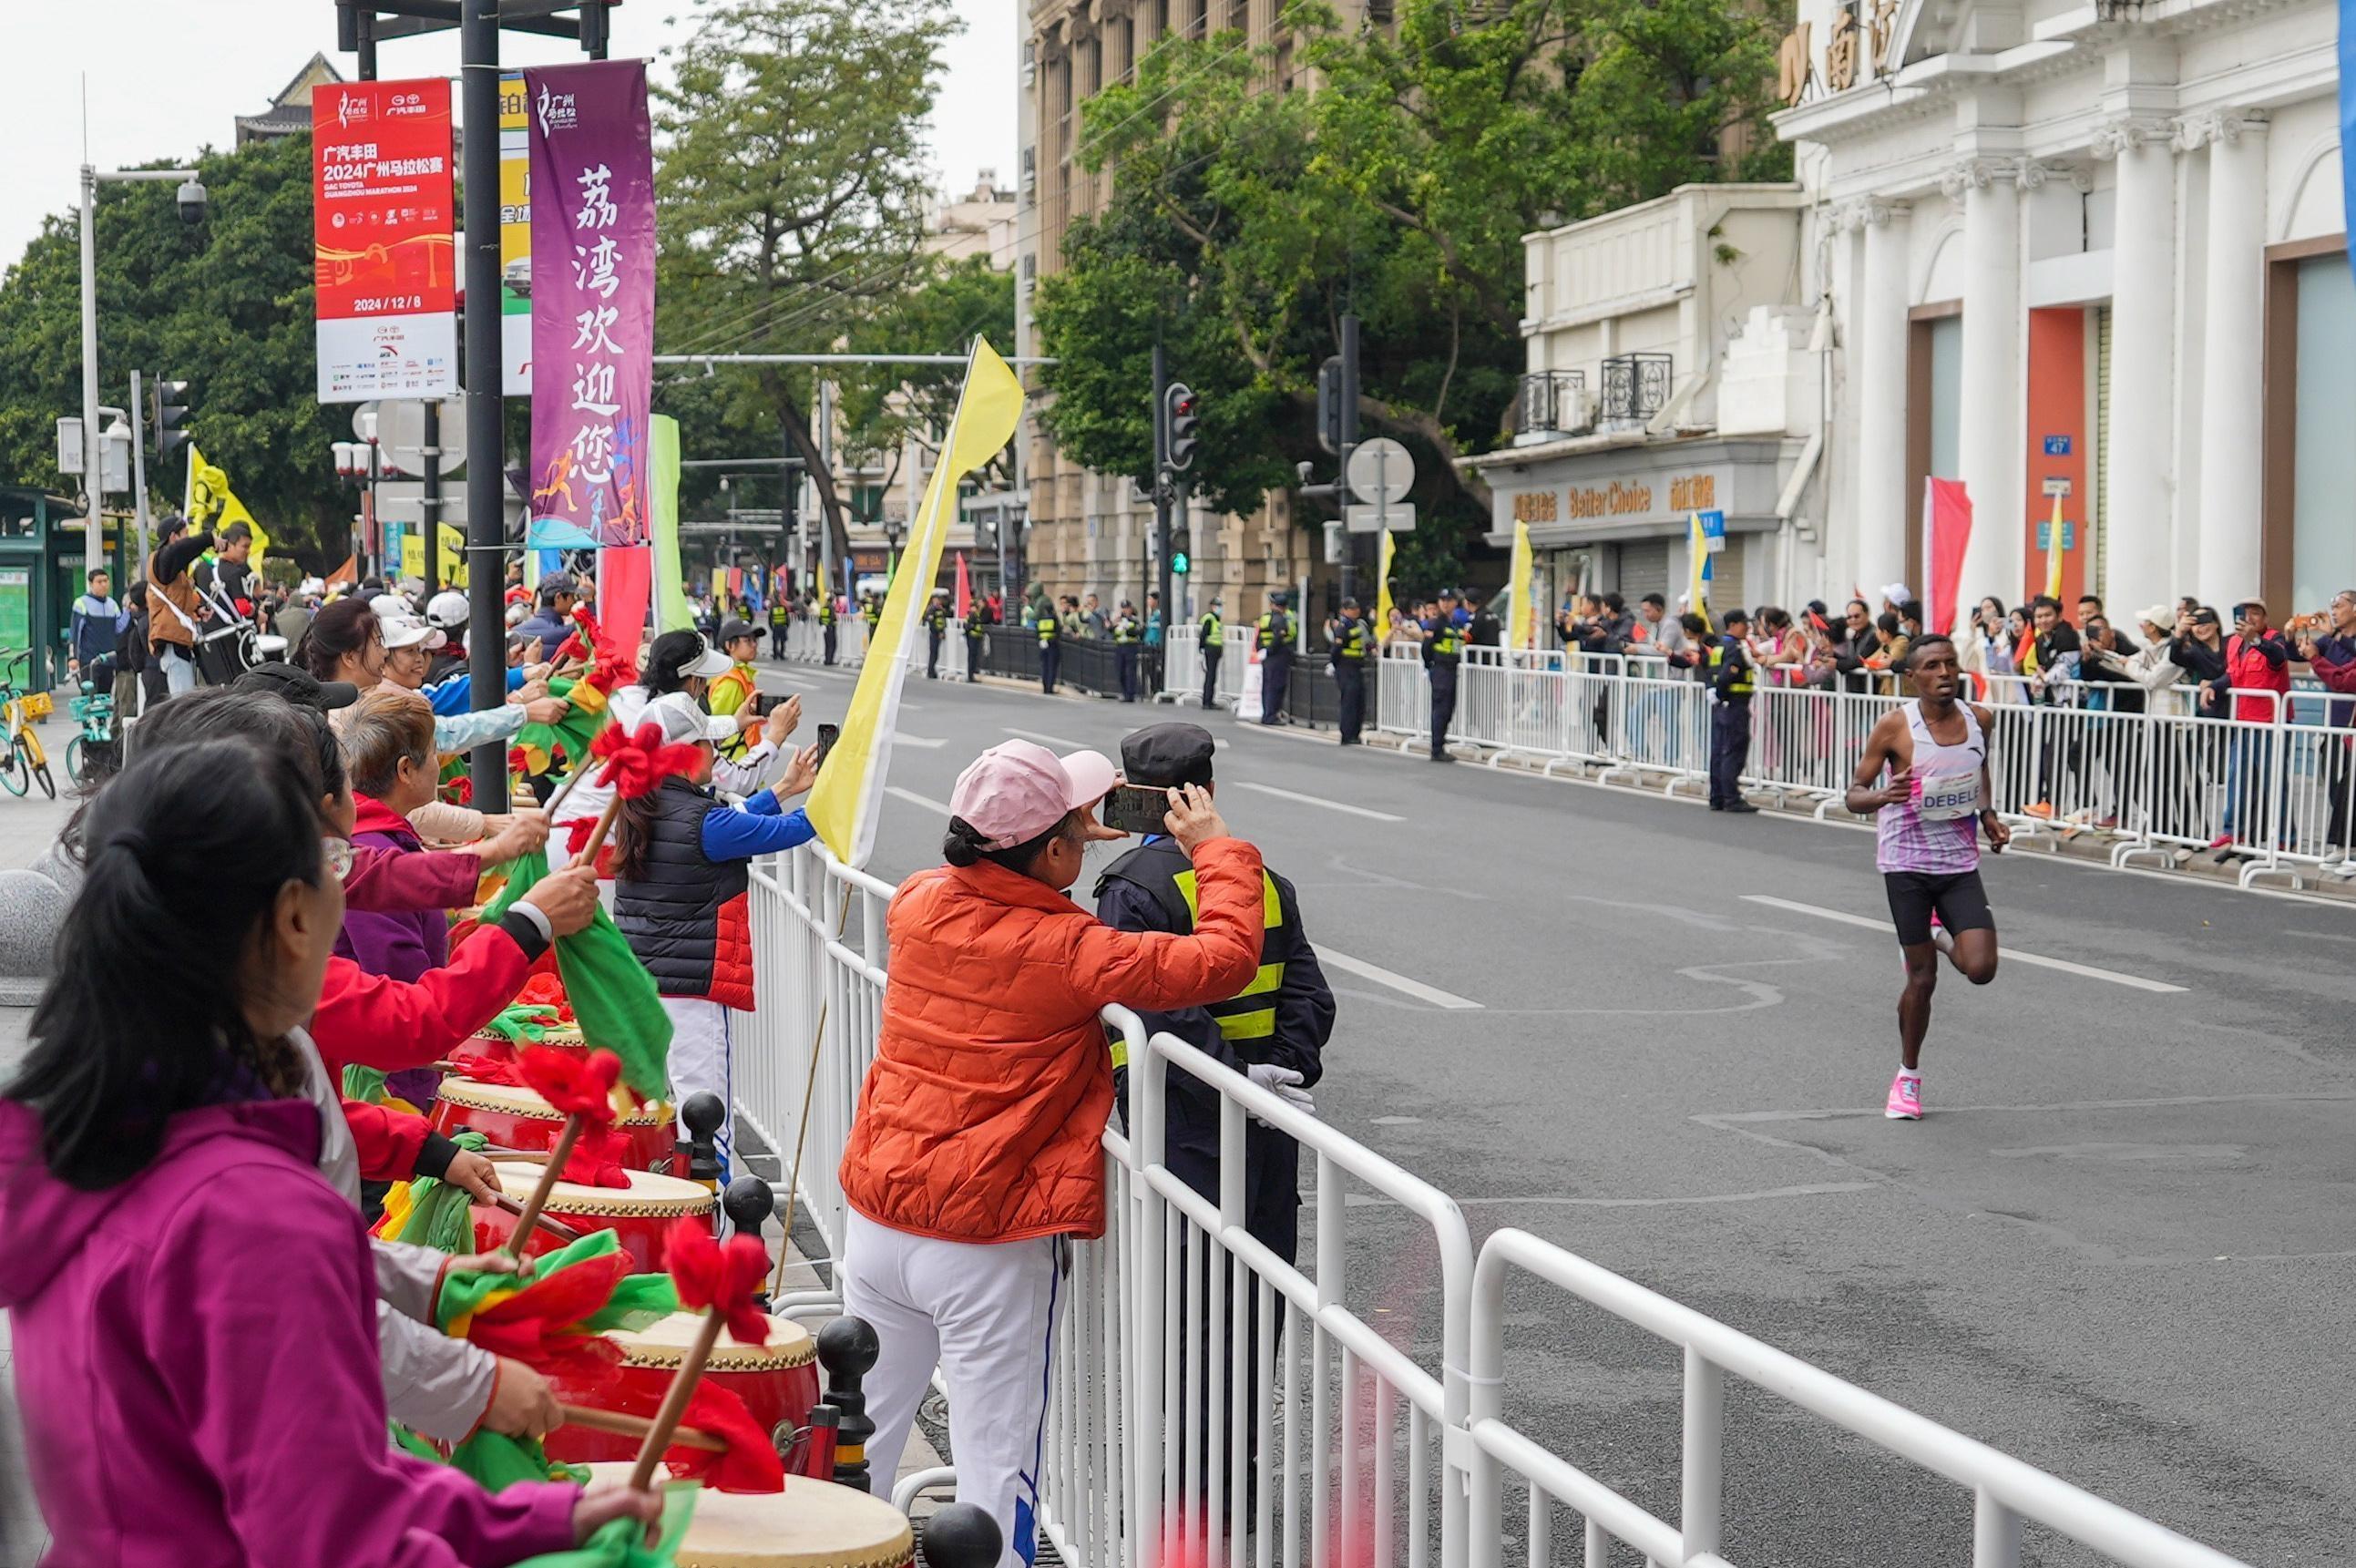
[65,667,118,788]
[0,650,57,799]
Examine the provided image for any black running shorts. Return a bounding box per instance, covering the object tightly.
[1882,868,1995,948]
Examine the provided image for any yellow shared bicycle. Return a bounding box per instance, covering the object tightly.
[0,650,57,800]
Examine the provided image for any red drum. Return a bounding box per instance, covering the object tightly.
[543,1309,820,1464]
[461,1020,588,1069]
[579,1466,914,1568]
[432,1077,675,1171]
[470,1162,712,1272]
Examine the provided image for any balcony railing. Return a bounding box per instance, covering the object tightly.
[1512,370,1588,442]
[1599,353,1673,426]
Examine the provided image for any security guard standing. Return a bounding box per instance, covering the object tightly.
[1706,608,1758,812]
[1327,597,1372,744]
[923,589,950,680]
[1037,594,1061,694]
[1111,599,1144,702]
[767,593,791,660]
[964,590,989,682]
[1199,598,1225,709]
[861,589,883,653]
[817,591,838,666]
[1096,722,1334,1484]
[1423,589,1464,762]
[1257,590,1296,725]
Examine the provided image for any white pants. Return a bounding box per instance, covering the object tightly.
[661,996,732,1186]
[161,648,196,695]
[841,1210,1067,1568]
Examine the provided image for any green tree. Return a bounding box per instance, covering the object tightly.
[1033,0,1790,587]
[654,0,960,559]
[0,133,352,557]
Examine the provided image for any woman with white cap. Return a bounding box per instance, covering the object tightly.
[836,740,1266,1568]
[609,691,821,1180]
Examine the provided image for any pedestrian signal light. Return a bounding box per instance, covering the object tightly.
[1164,383,1200,473]
[1172,550,1190,576]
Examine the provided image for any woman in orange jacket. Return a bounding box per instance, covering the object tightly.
[838,739,1265,1568]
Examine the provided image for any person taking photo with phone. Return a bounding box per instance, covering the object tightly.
[836,739,1265,1568]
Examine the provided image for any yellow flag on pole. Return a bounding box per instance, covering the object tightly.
[1504,521,1534,650]
[805,341,1025,867]
[2044,490,2066,602]
[1375,529,1396,640]
[1687,511,1714,634]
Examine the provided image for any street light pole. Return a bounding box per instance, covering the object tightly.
[79,164,204,575]
[461,0,508,810]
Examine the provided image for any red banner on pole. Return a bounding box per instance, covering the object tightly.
[1922,477,1973,637]
[312,79,457,403]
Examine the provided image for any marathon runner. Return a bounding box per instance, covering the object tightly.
[1843,636,2010,1119]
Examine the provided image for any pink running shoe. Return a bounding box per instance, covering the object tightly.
[1885,1071,1923,1120]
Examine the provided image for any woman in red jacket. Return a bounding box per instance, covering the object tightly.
[837,740,1265,1568]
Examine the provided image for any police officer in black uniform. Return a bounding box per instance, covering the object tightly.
[1423,589,1464,762]
[817,591,838,666]
[1111,599,1144,702]
[767,593,790,660]
[923,589,950,679]
[1199,597,1225,709]
[1257,590,1296,725]
[1327,597,1372,744]
[1466,590,1502,651]
[1706,608,1759,813]
[1096,723,1335,1491]
[1037,594,1061,694]
[861,590,883,654]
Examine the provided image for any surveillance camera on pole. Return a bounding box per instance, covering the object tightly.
[176,178,208,226]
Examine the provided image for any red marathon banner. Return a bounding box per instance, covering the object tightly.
[524,59,655,549]
[312,78,458,403]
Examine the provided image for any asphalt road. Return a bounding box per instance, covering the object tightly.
[761,658,2348,1565]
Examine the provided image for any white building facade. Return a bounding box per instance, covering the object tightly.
[1776,0,2348,620]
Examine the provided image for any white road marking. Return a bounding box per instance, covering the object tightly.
[1739,895,2188,993]
[1320,948,1482,1009]
[1234,781,1404,823]
[886,785,951,815]
[1004,726,1091,750]
[890,733,948,749]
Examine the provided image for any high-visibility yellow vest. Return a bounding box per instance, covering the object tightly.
[1201,613,1224,648]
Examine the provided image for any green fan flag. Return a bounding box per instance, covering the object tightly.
[510,1483,696,1568]
[514,676,614,778]
[482,846,672,1101]
[380,1131,488,1255]
[342,1064,388,1103]
[435,1228,681,1337]
[483,1003,565,1044]
[450,1429,591,1492]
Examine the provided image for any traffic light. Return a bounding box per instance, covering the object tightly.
[150,378,190,459]
[1316,357,1346,456]
[1163,383,1200,473]
[1172,548,1190,576]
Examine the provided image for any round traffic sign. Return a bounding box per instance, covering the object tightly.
[1347,437,1414,505]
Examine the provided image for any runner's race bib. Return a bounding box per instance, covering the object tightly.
[1914,768,1982,821]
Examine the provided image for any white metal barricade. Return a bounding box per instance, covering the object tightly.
[1163,624,1203,701]
[1377,648,1432,746]
[737,845,895,1300]
[1467,1227,2246,1568]
[1613,674,1711,794]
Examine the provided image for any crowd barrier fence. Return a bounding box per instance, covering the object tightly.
[739,843,2255,1568]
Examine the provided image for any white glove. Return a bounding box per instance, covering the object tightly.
[1245,1063,1315,1119]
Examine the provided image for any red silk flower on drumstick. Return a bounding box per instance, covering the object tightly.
[500,1046,626,1259]
[568,721,703,868]
[627,1218,773,1490]
[664,1380,786,1493]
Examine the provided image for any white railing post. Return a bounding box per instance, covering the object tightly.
[1679,1346,1724,1560]
[1974,1485,2023,1568]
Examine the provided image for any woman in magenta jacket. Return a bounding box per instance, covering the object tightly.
[0,736,657,1564]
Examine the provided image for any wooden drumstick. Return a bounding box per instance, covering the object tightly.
[498,1117,587,1260]
[559,1403,726,1453]
[626,1312,726,1491]
[483,1188,585,1244]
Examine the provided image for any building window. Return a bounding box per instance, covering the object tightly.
[1903,303,1962,592]
[2289,252,2356,609]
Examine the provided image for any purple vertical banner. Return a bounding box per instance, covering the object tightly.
[525,60,654,549]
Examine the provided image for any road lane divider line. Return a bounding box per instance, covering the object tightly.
[1320,948,1482,1009]
[886,785,952,815]
[890,733,948,749]
[1234,781,1404,823]
[1004,726,1091,750]
[1739,895,2188,993]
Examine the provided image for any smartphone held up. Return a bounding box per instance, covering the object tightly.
[1098,783,1173,837]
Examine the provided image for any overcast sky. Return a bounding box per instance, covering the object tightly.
[0,0,1018,276]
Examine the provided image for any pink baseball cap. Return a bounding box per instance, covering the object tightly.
[949,740,1118,850]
